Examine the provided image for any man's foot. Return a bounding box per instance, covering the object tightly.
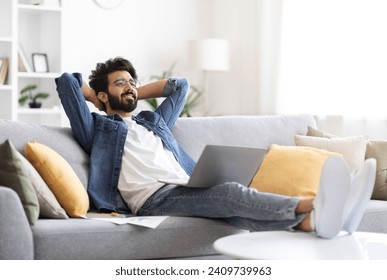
[342,158,376,234]
[312,156,351,239]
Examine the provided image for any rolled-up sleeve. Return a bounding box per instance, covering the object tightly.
[56,72,95,154]
[156,77,189,129]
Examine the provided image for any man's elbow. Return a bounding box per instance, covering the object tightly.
[56,72,83,95]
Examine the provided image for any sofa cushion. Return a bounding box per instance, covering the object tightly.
[307,126,336,139]
[365,140,387,200]
[0,187,34,259]
[32,217,246,259]
[0,119,89,188]
[25,142,89,218]
[250,144,341,197]
[0,139,39,225]
[357,200,387,233]
[17,152,68,219]
[295,134,367,172]
[172,115,317,160]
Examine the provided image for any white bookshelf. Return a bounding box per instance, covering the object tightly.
[0,37,12,42]
[0,85,13,91]
[18,3,62,12]
[0,0,66,126]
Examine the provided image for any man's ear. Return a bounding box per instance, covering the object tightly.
[97,91,108,103]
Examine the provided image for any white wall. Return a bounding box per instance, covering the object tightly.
[205,0,261,116]
[61,0,266,116]
[62,0,202,81]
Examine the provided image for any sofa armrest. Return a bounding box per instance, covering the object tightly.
[0,186,33,259]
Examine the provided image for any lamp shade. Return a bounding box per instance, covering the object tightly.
[188,39,230,71]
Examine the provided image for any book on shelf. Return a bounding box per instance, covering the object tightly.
[0,57,9,85]
[18,44,32,72]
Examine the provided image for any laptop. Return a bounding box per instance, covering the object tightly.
[158,145,267,188]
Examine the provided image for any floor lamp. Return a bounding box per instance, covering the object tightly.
[188,38,230,115]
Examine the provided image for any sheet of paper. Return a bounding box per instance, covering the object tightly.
[86,214,169,229]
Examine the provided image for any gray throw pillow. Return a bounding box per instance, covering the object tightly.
[0,139,39,225]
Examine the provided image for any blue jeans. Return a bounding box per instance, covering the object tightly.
[137,183,306,231]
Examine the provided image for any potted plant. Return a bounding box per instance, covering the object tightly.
[145,63,203,117]
[18,84,49,108]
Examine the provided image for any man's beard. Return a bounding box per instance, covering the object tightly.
[107,91,138,113]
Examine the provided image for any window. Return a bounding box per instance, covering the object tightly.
[277,0,387,116]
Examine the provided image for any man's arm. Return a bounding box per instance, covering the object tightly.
[137,79,167,100]
[81,81,104,111]
[136,78,189,128]
[56,73,95,154]
[155,78,189,129]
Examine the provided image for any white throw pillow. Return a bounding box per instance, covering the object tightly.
[295,135,368,172]
[17,151,68,219]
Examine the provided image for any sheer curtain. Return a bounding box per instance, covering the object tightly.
[276,0,387,138]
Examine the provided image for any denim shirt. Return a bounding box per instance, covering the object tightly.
[56,73,196,212]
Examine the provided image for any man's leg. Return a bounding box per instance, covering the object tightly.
[295,198,313,232]
[138,155,372,238]
[138,182,307,232]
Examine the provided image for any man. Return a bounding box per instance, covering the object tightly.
[56,57,376,239]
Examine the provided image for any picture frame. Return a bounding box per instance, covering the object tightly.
[32,53,49,73]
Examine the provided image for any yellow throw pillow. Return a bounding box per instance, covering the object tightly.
[250,144,342,198]
[25,142,89,218]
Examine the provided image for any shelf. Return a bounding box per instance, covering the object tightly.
[18,107,61,114]
[0,37,12,43]
[18,4,62,13]
[0,0,65,126]
[18,72,61,79]
[0,85,12,91]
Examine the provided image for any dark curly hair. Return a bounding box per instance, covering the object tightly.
[88,57,138,96]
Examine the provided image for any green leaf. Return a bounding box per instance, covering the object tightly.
[20,84,37,95]
[145,98,158,110]
[34,93,50,100]
[147,61,204,117]
[18,95,29,105]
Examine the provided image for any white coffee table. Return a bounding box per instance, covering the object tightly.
[214,231,387,260]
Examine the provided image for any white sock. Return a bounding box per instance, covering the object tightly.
[310,210,316,231]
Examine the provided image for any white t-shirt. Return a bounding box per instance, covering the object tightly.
[118,118,189,213]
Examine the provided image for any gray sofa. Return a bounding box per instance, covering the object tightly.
[1,114,387,260]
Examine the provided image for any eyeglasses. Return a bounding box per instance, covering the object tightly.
[110,78,138,89]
